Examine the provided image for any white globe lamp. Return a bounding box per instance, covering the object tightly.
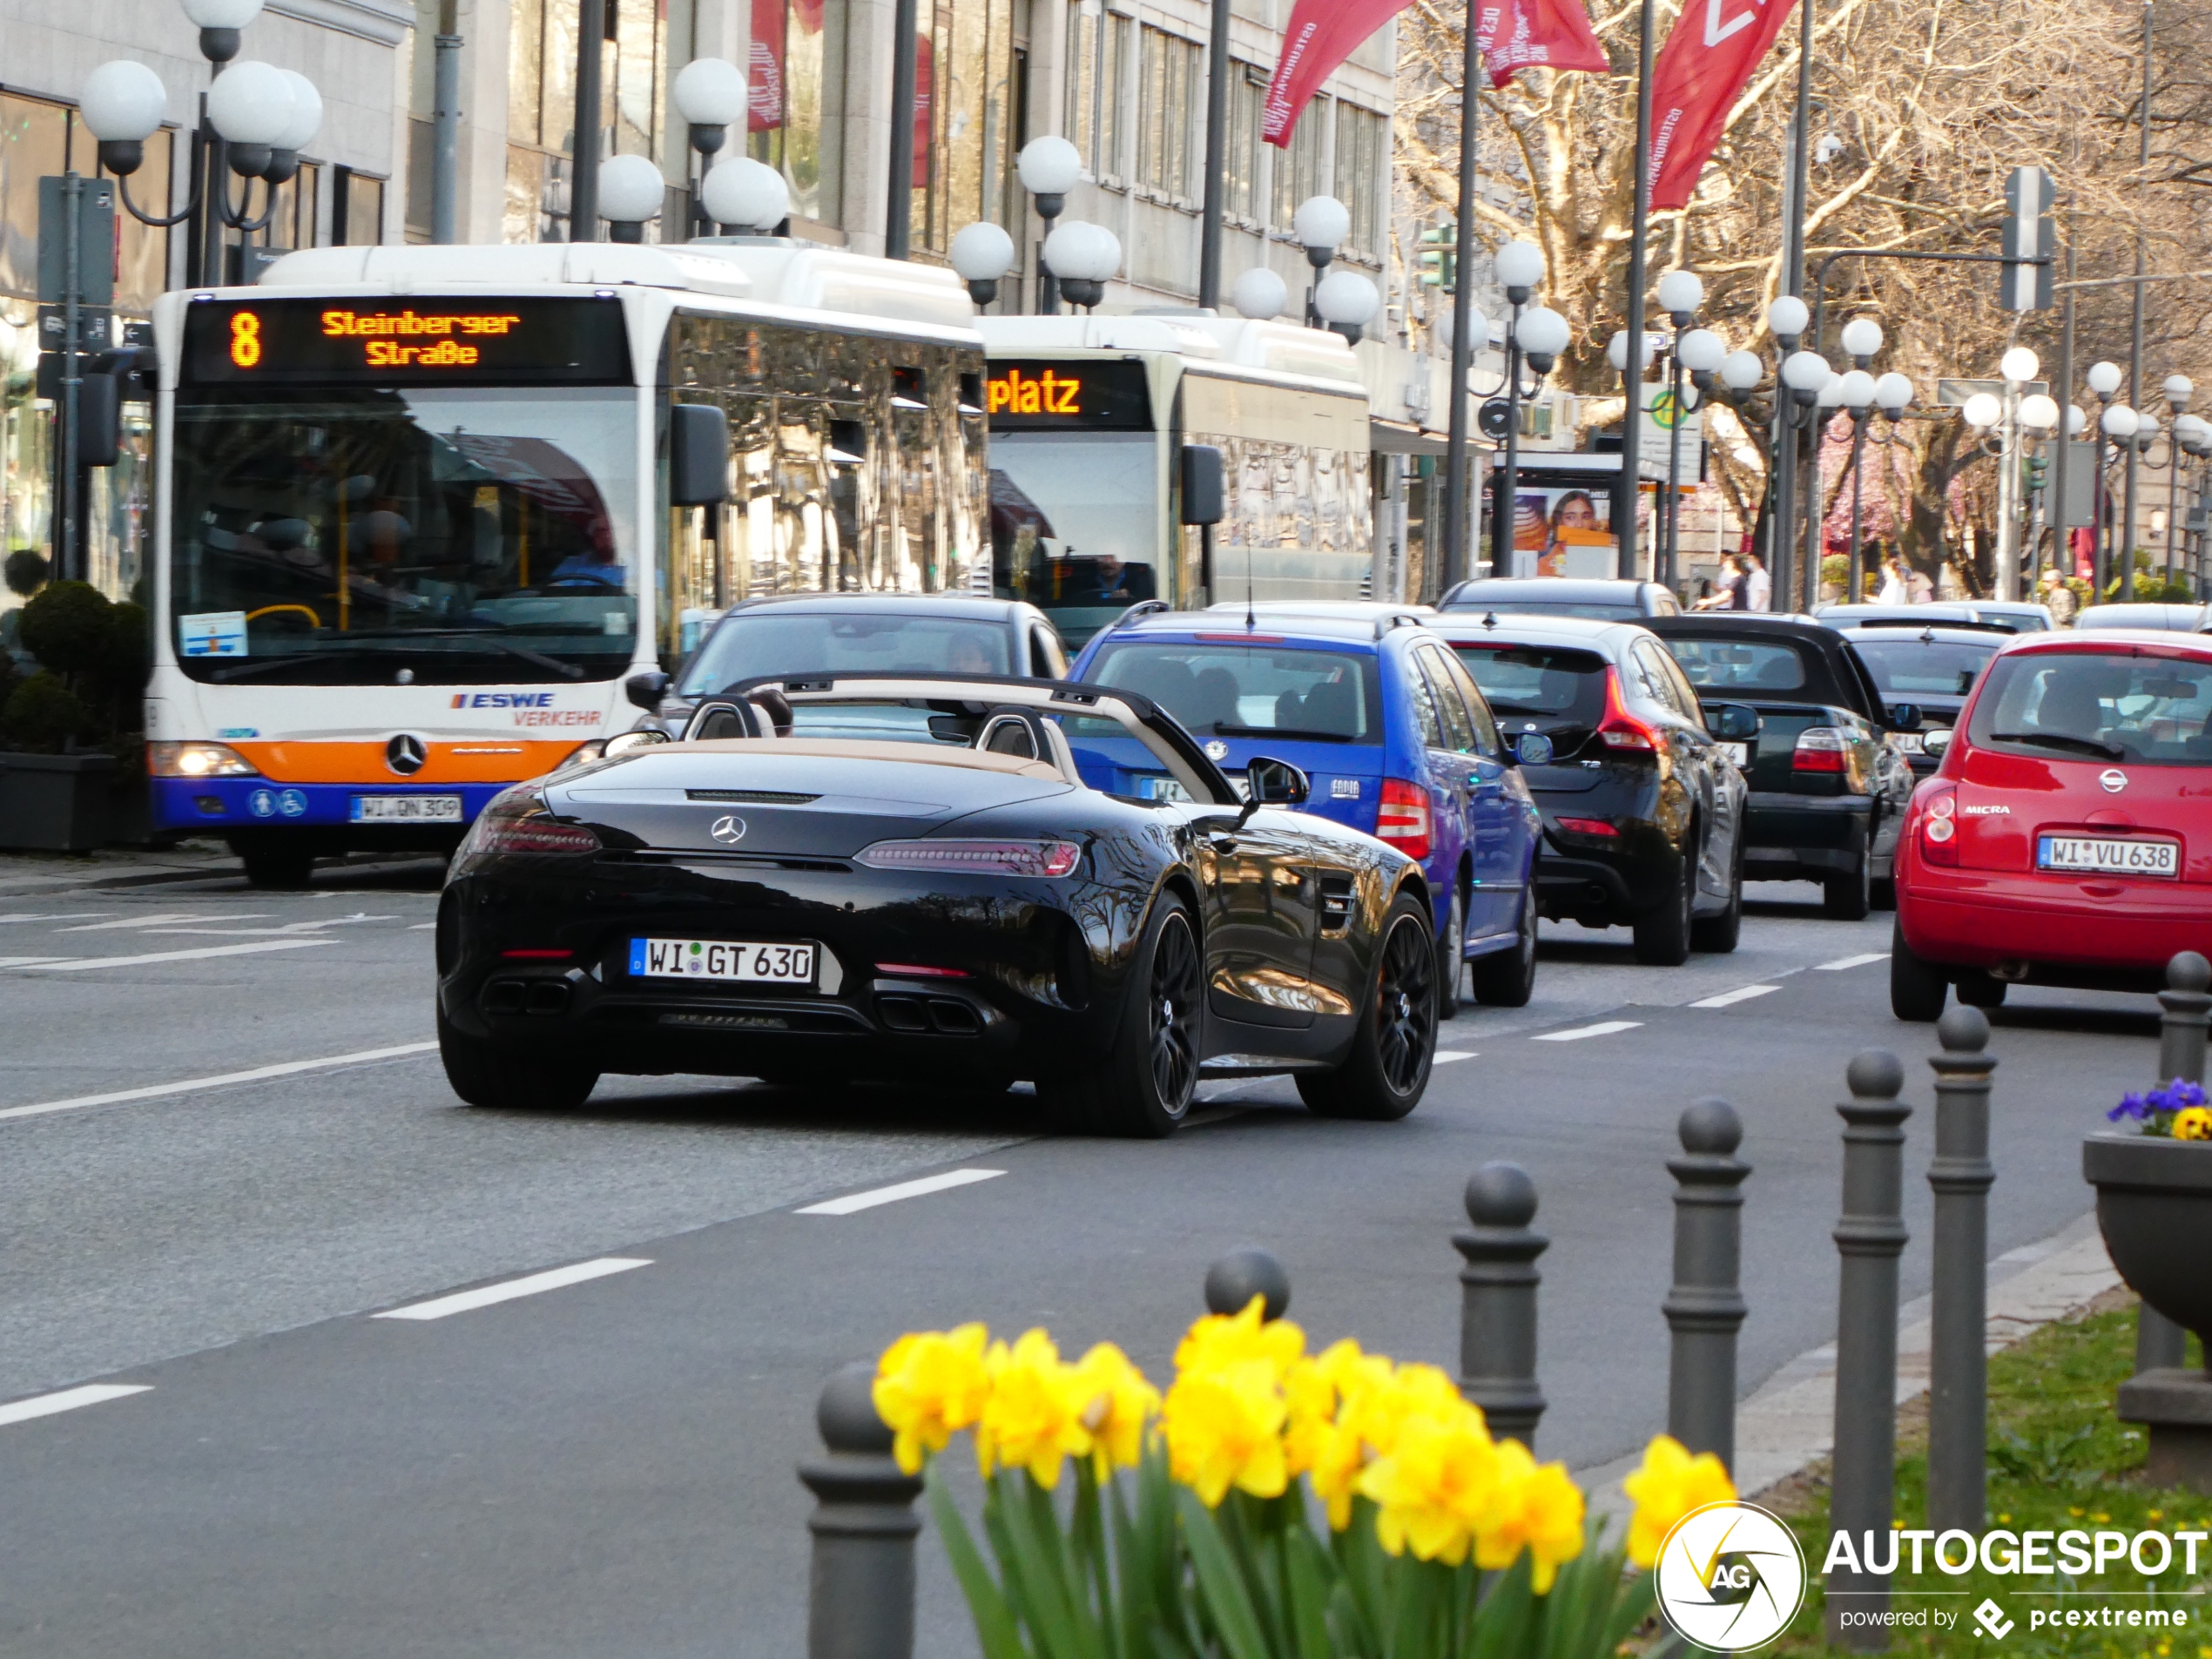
[948,221,1017,306]
[1231,266,1288,321]
[700,156,790,232]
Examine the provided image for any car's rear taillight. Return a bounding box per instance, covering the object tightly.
[1596,667,1663,752]
[858,840,1083,877]
[1919,783,1959,867]
[1554,817,1620,839]
[1793,726,1850,773]
[1377,778,1433,860]
[454,786,601,869]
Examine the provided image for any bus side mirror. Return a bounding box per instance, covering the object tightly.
[669,403,729,506]
[1180,443,1224,526]
[78,374,122,468]
[625,670,671,711]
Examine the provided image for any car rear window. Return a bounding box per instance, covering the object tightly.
[679,612,1012,693]
[1665,637,1808,694]
[1087,642,1379,741]
[1967,650,2212,766]
[1450,643,1608,727]
[1850,637,1995,698]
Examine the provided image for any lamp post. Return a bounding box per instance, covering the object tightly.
[1292,196,1352,326]
[2100,401,2141,598]
[2165,375,2195,590]
[2019,394,2060,581]
[698,156,792,237]
[1041,220,1122,312]
[672,57,747,238]
[1016,138,1081,313]
[2087,360,2125,592]
[950,222,1018,307]
[1674,327,1727,592]
[2175,413,2212,595]
[596,154,666,243]
[1991,346,2040,603]
[1655,268,1705,594]
[1493,306,1569,577]
[1608,325,1659,580]
[1231,266,1290,321]
[1489,239,1546,577]
[1836,315,1885,602]
[1315,271,1382,345]
[1767,294,1811,608]
[1780,346,1834,598]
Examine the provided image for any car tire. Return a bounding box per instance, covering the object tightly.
[1823,854,1872,921]
[1689,838,1743,954]
[1956,970,2008,1010]
[1436,883,1466,1022]
[239,840,316,889]
[1889,919,1949,1022]
[1632,860,1694,967]
[1298,893,1436,1122]
[437,1005,599,1109]
[1037,894,1201,1138]
[1468,883,1538,1008]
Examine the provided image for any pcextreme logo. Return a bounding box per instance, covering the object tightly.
[1655,1501,1808,1652]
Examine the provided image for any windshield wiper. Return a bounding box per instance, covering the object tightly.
[341,629,586,680]
[1204,724,1356,744]
[1991,731,2125,760]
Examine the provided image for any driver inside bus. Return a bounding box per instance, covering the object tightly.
[1088,550,1155,603]
[544,518,628,590]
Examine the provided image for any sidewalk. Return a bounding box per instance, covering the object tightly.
[0,840,239,894]
[1580,1209,2118,1520]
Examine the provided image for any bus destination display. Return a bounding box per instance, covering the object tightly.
[182,297,633,386]
[983,359,1150,430]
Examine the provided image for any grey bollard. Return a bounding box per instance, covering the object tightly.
[798,1362,925,1659]
[1926,1007,1996,1536]
[1664,1098,1751,1474]
[1829,1051,1911,1652]
[1204,1245,1291,1319]
[2139,952,2211,1375]
[1455,1161,1548,1447]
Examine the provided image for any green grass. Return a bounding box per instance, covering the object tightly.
[1771,1305,2211,1658]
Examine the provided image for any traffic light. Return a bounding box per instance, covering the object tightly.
[2025,453,2049,493]
[1419,219,1457,292]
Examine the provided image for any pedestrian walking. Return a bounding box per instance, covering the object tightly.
[2040,568,2078,626]
[1743,550,1772,612]
[1695,554,1747,610]
[1876,555,1909,605]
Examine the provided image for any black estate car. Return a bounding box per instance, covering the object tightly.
[1426,612,1750,964]
[1437,577,1683,622]
[1646,616,1916,917]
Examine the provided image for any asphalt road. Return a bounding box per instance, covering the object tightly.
[0,859,2163,1657]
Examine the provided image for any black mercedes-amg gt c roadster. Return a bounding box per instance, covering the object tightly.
[434,673,1439,1136]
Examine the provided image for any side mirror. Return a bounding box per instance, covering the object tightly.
[1245,756,1310,806]
[604,729,671,758]
[78,373,121,468]
[1923,725,1954,755]
[1889,702,1924,732]
[1179,443,1224,527]
[1709,702,1761,741]
[625,670,671,711]
[669,402,730,506]
[1514,732,1554,766]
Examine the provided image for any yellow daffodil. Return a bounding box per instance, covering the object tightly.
[1174,1295,1306,1379]
[1622,1434,1736,1568]
[2174,1108,2212,1141]
[1162,1357,1291,1505]
[1357,1400,1501,1565]
[974,1329,1092,1487]
[874,1324,992,1475]
[1476,1436,1587,1592]
[1070,1341,1160,1476]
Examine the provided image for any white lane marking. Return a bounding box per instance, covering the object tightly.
[0,1041,438,1124]
[1433,1049,1477,1064]
[54,911,264,933]
[1689,984,1783,1009]
[17,939,332,972]
[1533,1020,1644,1042]
[144,915,395,937]
[1816,952,1891,971]
[0,956,70,968]
[374,1258,653,1321]
[797,1168,1008,1216]
[0,913,100,924]
[408,923,437,930]
[0,1383,152,1426]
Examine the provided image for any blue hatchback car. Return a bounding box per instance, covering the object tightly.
[1067,603,1544,1012]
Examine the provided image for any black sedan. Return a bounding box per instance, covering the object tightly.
[435,673,1439,1136]
[1646,616,1916,918]
[1831,624,2000,778]
[1426,613,1751,963]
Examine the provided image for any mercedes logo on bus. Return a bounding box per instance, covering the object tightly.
[711,814,746,844]
[386,734,428,776]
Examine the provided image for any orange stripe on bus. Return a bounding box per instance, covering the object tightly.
[228,740,590,784]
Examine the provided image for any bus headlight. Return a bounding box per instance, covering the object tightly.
[148,741,259,779]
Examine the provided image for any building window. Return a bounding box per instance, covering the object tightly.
[1136,26,1197,201]
[1271,91,1325,232]
[1062,1,1127,183]
[749,0,846,223]
[1224,61,1263,223]
[331,167,387,245]
[505,0,665,241]
[1334,102,1385,258]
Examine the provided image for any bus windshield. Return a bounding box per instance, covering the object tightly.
[168,385,638,685]
[988,430,1159,644]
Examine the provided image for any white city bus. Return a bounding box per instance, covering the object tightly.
[974,314,1374,645]
[144,240,985,886]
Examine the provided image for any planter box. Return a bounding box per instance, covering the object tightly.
[0,752,119,852]
[2086,1131,2212,1490]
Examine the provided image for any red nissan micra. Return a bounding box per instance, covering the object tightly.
[1892,629,2212,1020]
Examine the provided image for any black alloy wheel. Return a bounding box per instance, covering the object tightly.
[1146,909,1203,1112]
[1298,894,1437,1121]
[437,1005,600,1109]
[1040,896,1202,1138]
[1436,884,1466,1021]
[1469,884,1538,1007]
[1689,833,1743,954]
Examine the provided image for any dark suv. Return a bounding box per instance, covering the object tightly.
[1439,577,1683,622]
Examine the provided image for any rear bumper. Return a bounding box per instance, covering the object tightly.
[1742,790,1871,880]
[1898,870,2212,981]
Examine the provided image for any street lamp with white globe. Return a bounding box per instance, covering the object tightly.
[1041,220,1121,312]
[1649,269,1710,590]
[698,157,791,236]
[949,222,1017,307]
[1015,138,1081,312]
[1231,267,1288,322]
[596,154,667,243]
[1313,271,1380,345]
[1291,197,1352,325]
[671,57,747,237]
[1764,295,1813,604]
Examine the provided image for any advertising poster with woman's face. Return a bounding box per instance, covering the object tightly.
[1510,488,1615,577]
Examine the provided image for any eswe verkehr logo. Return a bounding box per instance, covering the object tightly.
[1654,1501,1810,1652]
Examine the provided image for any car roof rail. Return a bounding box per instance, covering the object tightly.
[1109,599,1173,631]
[1374,611,1426,639]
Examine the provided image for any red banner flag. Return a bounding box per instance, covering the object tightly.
[1264,0,1605,147]
[1647,0,1798,210]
